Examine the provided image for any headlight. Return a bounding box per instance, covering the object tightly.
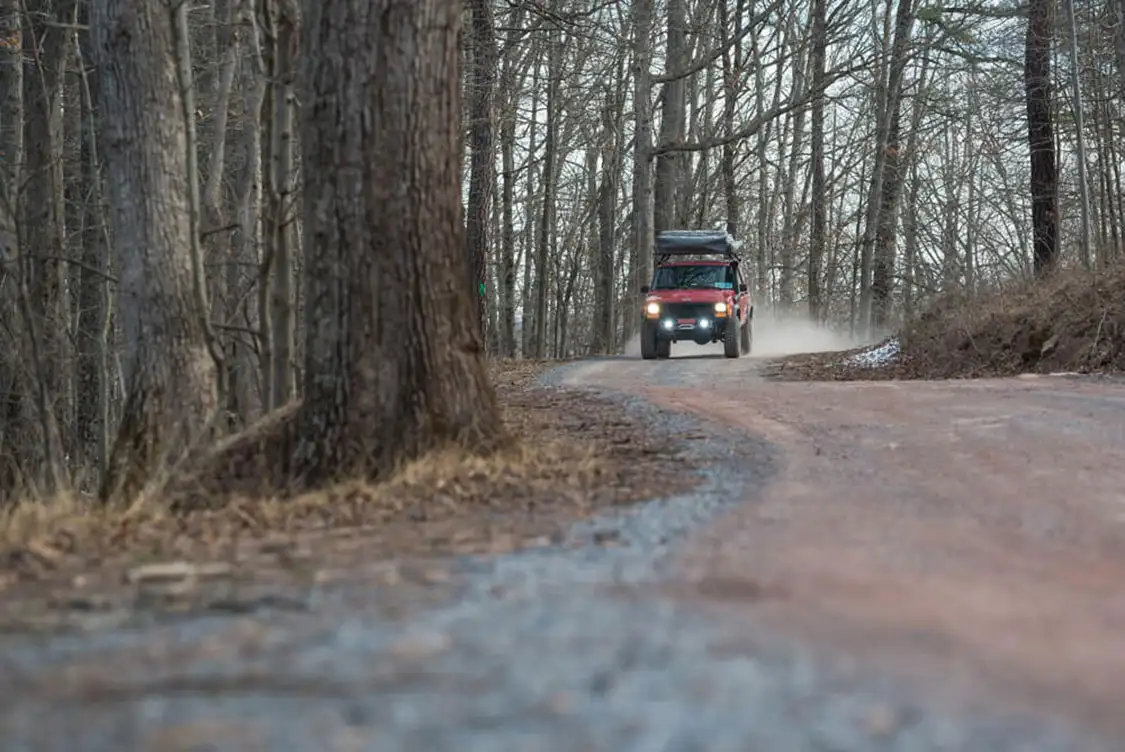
[713,301,728,313]
[645,301,660,315]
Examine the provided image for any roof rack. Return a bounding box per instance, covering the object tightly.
[654,229,742,265]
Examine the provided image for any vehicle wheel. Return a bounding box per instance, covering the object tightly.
[640,321,658,360]
[740,317,752,355]
[723,317,741,358]
[656,338,671,359]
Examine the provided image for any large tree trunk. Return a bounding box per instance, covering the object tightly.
[292,0,505,485]
[465,0,496,336]
[91,0,218,503]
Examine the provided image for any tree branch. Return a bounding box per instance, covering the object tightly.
[651,0,786,84]
[651,60,871,156]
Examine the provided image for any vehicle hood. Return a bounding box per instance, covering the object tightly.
[646,288,731,304]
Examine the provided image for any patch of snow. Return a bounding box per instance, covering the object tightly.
[846,338,900,368]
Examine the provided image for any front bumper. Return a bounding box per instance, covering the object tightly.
[653,315,732,343]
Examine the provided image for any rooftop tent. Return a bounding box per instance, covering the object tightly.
[654,229,743,257]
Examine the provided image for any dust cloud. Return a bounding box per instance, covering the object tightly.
[748,311,870,358]
[619,311,870,359]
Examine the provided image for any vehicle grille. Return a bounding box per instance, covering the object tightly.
[661,302,715,320]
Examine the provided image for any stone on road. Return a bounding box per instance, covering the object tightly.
[2,351,1124,750]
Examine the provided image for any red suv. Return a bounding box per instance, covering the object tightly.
[639,230,753,359]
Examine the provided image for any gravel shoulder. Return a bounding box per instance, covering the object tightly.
[1,354,1119,750]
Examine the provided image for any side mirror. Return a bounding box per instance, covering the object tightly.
[640,285,650,293]
[738,283,748,292]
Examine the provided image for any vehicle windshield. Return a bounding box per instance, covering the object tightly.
[651,264,735,290]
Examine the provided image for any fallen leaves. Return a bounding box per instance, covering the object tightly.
[0,359,692,626]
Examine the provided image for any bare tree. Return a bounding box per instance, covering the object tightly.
[91,0,219,503]
[653,0,686,234]
[0,0,26,495]
[1026,0,1058,274]
[1062,0,1091,269]
[629,0,654,340]
[466,0,497,334]
[532,18,561,359]
[261,0,299,408]
[808,0,827,321]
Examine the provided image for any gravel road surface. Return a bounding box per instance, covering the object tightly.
[2,345,1123,751]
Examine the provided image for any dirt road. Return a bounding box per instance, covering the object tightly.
[3,348,1124,750]
[561,346,1125,744]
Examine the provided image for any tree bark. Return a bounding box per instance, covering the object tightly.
[264,0,298,408]
[92,0,219,503]
[858,0,913,334]
[465,0,496,337]
[495,5,523,358]
[532,23,560,359]
[592,68,622,355]
[22,0,74,463]
[1062,0,1091,269]
[870,101,903,330]
[291,0,505,485]
[520,60,540,358]
[719,0,744,241]
[75,10,110,483]
[653,0,686,234]
[1116,0,1125,106]
[0,0,25,496]
[227,5,267,426]
[629,0,654,339]
[808,0,826,322]
[778,24,809,310]
[1025,0,1058,275]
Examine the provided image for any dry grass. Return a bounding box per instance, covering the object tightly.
[899,264,1125,378]
[765,262,1125,382]
[0,359,688,591]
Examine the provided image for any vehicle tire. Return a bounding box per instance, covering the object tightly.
[723,317,741,358]
[640,321,658,360]
[656,337,671,359]
[740,316,752,355]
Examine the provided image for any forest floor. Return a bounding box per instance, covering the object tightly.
[0,360,691,631]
